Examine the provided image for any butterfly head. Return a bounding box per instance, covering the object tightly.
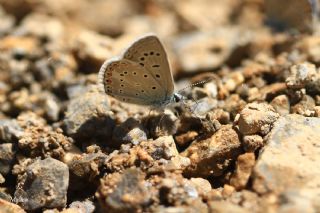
[173,93,183,103]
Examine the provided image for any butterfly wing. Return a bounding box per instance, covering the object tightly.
[122,35,174,98]
[98,57,168,105]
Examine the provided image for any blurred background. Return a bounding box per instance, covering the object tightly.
[0,0,319,77]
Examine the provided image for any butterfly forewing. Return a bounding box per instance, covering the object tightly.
[123,35,174,98]
[99,58,167,105]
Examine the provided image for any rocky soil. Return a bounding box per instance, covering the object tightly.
[0,0,320,212]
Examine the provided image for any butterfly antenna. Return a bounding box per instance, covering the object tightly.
[177,78,212,94]
[177,78,213,114]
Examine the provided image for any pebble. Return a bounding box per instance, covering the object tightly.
[69,152,107,181]
[0,119,23,142]
[236,103,280,136]
[182,125,241,177]
[286,63,317,90]
[112,118,147,146]
[291,95,316,117]
[97,168,151,213]
[14,158,69,210]
[242,135,264,152]
[270,94,290,115]
[230,153,255,190]
[0,143,15,176]
[69,200,95,213]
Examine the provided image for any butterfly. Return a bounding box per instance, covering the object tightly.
[98,34,183,109]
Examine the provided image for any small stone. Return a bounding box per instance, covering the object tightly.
[222,94,247,119]
[69,152,107,180]
[143,110,178,138]
[189,178,212,197]
[0,119,23,142]
[63,88,114,140]
[222,184,235,197]
[0,143,15,176]
[286,63,317,90]
[182,125,241,177]
[112,118,147,146]
[14,158,69,210]
[97,168,151,213]
[237,103,280,136]
[230,153,255,190]
[270,94,290,115]
[69,200,95,213]
[242,135,264,152]
[189,97,218,117]
[206,109,230,124]
[0,199,26,213]
[223,71,245,92]
[175,131,198,147]
[291,95,316,117]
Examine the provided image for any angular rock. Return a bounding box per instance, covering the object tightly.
[286,63,320,95]
[69,152,107,180]
[237,103,280,136]
[253,114,320,210]
[182,125,241,177]
[14,158,69,210]
[291,95,316,117]
[0,143,16,176]
[230,153,255,190]
[270,95,290,115]
[97,168,151,213]
[0,119,23,142]
[242,135,264,152]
